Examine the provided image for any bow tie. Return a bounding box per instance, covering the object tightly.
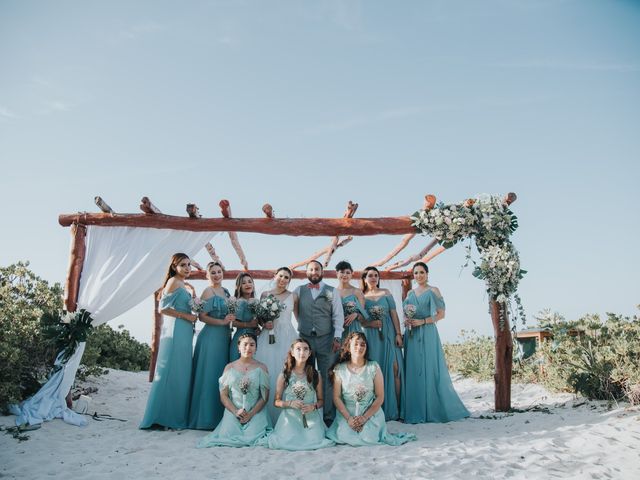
[308,283,320,290]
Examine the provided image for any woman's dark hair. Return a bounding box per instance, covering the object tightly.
[412,262,429,274]
[234,272,255,299]
[335,260,353,272]
[275,266,293,279]
[282,338,319,388]
[360,266,380,293]
[328,332,370,383]
[237,331,258,345]
[162,253,190,287]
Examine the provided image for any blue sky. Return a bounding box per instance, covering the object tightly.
[1,0,638,345]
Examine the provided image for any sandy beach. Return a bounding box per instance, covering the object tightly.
[2,369,638,480]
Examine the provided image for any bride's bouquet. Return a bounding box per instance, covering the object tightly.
[251,294,286,344]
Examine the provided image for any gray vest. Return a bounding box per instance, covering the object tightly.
[297,285,335,336]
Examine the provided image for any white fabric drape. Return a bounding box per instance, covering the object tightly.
[12,226,216,426]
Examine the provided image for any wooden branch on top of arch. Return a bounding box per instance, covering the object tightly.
[205,242,225,270]
[219,200,249,270]
[94,196,114,214]
[289,236,353,270]
[187,203,201,218]
[323,200,358,267]
[262,204,275,218]
[371,233,416,267]
[140,197,161,214]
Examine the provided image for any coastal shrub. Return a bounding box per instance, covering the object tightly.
[444,308,640,404]
[0,262,151,410]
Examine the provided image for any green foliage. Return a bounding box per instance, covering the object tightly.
[0,262,61,409]
[444,308,640,404]
[0,262,151,410]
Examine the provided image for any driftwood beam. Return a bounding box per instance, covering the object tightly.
[218,200,249,270]
[59,214,416,236]
[372,233,416,267]
[324,200,359,267]
[219,200,231,218]
[94,196,114,213]
[149,291,162,382]
[187,269,412,281]
[64,223,87,312]
[385,239,439,271]
[491,300,513,411]
[140,197,161,214]
[205,242,225,269]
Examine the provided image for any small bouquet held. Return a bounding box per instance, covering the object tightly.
[252,294,286,344]
[404,304,417,337]
[225,297,238,334]
[367,305,384,340]
[354,383,368,416]
[291,381,310,428]
[190,297,205,314]
[238,376,251,411]
[343,300,358,316]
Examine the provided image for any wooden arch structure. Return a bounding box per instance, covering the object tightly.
[59,193,516,411]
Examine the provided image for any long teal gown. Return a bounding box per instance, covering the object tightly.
[140,287,193,429]
[341,293,367,338]
[229,299,256,362]
[363,295,405,421]
[402,289,470,423]
[266,373,335,451]
[188,289,231,430]
[326,361,416,446]
[197,366,271,448]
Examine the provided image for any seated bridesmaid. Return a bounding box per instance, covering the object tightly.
[198,333,271,448]
[326,332,416,446]
[229,273,259,362]
[335,260,368,339]
[267,339,335,450]
[140,253,197,430]
[188,262,234,430]
[402,262,470,423]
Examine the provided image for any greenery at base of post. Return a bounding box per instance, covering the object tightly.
[0,262,151,411]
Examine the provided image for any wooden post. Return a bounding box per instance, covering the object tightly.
[149,290,163,382]
[64,223,87,313]
[490,300,512,411]
[401,278,412,300]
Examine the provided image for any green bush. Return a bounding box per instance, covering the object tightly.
[444,308,640,404]
[0,262,151,410]
[0,262,61,409]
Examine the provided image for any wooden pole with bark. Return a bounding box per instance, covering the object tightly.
[149,290,163,382]
[490,300,513,411]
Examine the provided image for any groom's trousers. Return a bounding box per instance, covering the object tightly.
[300,331,337,423]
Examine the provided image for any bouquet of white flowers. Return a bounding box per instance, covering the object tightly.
[251,294,286,344]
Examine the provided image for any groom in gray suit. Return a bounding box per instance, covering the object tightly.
[293,260,344,423]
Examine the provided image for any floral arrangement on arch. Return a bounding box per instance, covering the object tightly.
[410,193,526,329]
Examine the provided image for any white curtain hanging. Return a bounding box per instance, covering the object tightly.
[11,226,216,427]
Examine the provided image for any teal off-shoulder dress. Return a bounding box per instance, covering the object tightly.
[326,361,415,446]
[188,289,232,430]
[197,366,271,448]
[340,292,368,338]
[140,287,193,429]
[402,289,470,423]
[266,373,335,451]
[363,295,405,421]
[229,299,256,362]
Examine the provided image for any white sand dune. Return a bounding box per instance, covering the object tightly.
[2,370,639,480]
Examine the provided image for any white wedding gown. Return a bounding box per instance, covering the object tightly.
[255,293,298,425]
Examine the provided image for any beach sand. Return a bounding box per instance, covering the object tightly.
[2,369,639,480]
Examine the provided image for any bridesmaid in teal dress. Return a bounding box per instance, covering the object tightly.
[188,262,234,430]
[327,332,416,446]
[361,266,405,421]
[229,272,259,362]
[335,260,368,338]
[267,338,335,450]
[198,333,271,448]
[402,262,470,423]
[141,253,197,430]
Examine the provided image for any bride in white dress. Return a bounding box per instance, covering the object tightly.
[255,267,299,424]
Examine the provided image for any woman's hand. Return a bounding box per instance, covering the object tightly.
[344,313,358,327]
[300,403,316,414]
[263,321,274,330]
[186,313,197,322]
[236,408,249,423]
[289,400,304,410]
[369,320,382,329]
[347,416,362,432]
[223,314,235,325]
[395,333,403,347]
